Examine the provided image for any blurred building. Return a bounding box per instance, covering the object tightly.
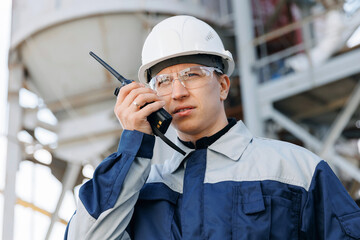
[2,0,360,239]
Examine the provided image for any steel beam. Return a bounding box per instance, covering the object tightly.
[269,107,321,149]
[3,52,23,240]
[269,107,360,183]
[320,80,360,158]
[232,0,264,136]
[56,109,118,144]
[45,162,81,240]
[45,86,116,114]
[258,48,360,104]
[253,43,306,69]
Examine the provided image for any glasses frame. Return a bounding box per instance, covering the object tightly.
[149,66,223,96]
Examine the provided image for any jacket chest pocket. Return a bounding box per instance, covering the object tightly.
[232,182,301,240]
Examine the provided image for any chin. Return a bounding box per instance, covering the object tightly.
[174,120,203,136]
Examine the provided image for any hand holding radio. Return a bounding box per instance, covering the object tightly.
[114,82,165,135]
[89,51,185,155]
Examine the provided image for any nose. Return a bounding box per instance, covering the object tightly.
[171,78,189,100]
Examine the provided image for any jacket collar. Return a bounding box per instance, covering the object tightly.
[165,120,253,174]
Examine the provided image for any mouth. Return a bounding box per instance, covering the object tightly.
[173,106,195,115]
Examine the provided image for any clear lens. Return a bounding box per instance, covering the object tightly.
[150,66,220,96]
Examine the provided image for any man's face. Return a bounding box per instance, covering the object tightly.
[157,63,230,142]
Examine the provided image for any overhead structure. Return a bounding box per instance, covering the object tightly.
[233,0,360,191]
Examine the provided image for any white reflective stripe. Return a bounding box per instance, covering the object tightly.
[205,137,321,191]
[146,120,321,193]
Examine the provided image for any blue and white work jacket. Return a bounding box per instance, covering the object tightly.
[66,120,360,240]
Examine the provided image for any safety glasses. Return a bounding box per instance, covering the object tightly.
[149,66,223,96]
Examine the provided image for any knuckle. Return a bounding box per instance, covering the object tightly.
[136,95,146,104]
[118,82,140,96]
[118,85,128,95]
[129,88,142,98]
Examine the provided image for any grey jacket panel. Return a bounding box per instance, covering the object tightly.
[67,156,151,240]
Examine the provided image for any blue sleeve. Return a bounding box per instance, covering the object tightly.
[301,160,360,239]
[79,130,155,219]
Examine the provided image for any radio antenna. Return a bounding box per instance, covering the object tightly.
[89,51,128,84]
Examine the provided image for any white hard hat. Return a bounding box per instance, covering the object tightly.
[138,15,235,84]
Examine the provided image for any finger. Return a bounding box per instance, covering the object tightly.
[131,101,141,109]
[114,88,159,125]
[131,92,163,109]
[122,87,159,108]
[116,82,143,103]
[115,83,149,111]
[136,100,166,119]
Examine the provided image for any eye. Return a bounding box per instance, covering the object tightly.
[188,72,201,77]
[185,68,204,79]
[156,75,172,87]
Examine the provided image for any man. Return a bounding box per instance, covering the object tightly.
[65,15,360,239]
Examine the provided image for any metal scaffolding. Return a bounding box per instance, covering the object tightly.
[234,0,360,187]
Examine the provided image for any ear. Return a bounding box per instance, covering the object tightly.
[218,75,230,101]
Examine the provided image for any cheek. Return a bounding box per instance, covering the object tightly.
[195,82,221,104]
[162,98,172,113]
[208,83,222,101]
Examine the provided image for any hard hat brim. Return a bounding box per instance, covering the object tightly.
[138,50,234,84]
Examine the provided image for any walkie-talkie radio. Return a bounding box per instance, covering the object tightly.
[89,51,172,135]
[89,51,185,155]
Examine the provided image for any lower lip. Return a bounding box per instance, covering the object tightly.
[174,108,194,117]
